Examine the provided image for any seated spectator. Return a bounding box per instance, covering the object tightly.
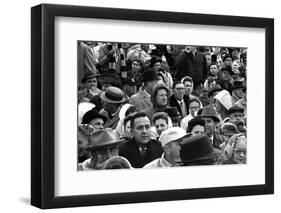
[164,107,182,127]
[144,127,188,168]
[78,71,101,103]
[178,134,222,166]
[219,134,247,164]
[119,112,163,168]
[214,89,233,121]
[143,83,171,121]
[187,117,205,135]
[181,98,202,131]
[152,112,171,138]
[78,128,125,170]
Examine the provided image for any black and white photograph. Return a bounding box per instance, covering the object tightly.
[77,42,248,170]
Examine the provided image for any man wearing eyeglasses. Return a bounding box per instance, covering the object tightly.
[169,81,190,118]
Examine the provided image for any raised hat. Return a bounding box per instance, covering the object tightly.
[201,105,220,123]
[159,127,187,147]
[179,134,222,163]
[102,156,132,169]
[86,128,123,151]
[81,108,108,124]
[100,86,126,104]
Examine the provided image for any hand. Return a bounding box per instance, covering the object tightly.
[89,87,101,96]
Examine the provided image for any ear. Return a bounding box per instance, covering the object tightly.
[162,145,170,154]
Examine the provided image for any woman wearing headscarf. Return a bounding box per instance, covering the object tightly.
[217,133,247,164]
[214,89,233,121]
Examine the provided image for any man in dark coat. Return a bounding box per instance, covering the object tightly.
[119,112,163,168]
[200,105,223,149]
[175,46,208,90]
[169,81,190,117]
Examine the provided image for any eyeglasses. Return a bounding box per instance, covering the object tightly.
[233,149,247,155]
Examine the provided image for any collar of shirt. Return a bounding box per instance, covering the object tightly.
[210,135,214,144]
[159,153,173,167]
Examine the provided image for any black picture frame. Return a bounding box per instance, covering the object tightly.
[31,3,274,209]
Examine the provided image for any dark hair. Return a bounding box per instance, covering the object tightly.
[131,112,150,129]
[182,76,193,85]
[152,112,169,125]
[172,80,183,89]
[189,97,201,107]
[187,117,205,133]
[125,105,137,117]
[123,114,135,127]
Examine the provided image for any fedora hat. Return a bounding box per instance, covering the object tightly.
[81,71,100,83]
[149,56,162,68]
[142,68,158,82]
[86,128,123,151]
[232,81,245,90]
[228,104,244,115]
[201,105,220,123]
[179,134,222,163]
[208,84,223,97]
[221,66,234,75]
[159,127,187,147]
[100,86,126,104]
[81,108,108,124]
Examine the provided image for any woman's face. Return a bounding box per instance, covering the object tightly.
[233,138,247,164]
[210,65,218,75]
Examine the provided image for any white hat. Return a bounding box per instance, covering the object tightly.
[159,127,187,147]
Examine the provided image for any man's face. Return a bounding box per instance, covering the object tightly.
[183,81,193,95]
[191,125,205,135]
[89,118,104,131]
[153,62,162,71]
[224,57,233,66]
[165,141,181,163]
[85,77,98,89]
[233,88,244,99]
[155,118,168,136]
[93,146,119,169]
[132,61,141,71]
[132,116,151,144]
[206,55,212,66]
[102,101,119,115]
[155,89,168,107]
[173,83,185,101]
[203,117,216,136]
[189,101,200,117]
[222,71,231,81]
[230,112,244,121]
[210,65,218,75]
